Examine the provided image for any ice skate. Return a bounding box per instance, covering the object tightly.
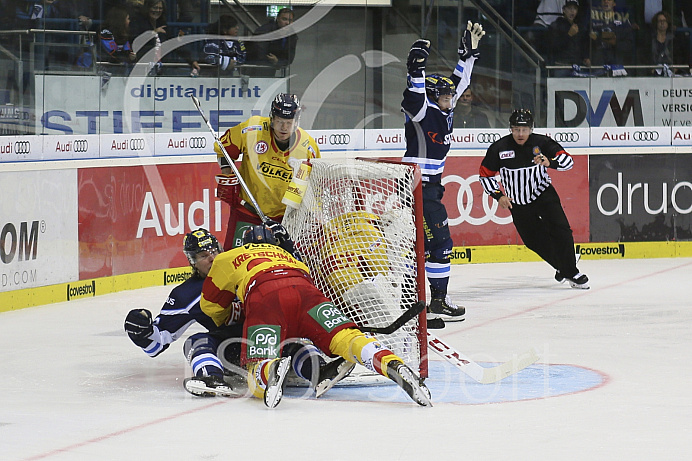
[428,291,465,322]
[567,273,590,289]
[184,375,237,397]
[386,360,432,407]
[314,357,356,398]
[264,357,291,409]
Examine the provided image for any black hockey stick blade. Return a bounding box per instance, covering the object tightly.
[359,301,425,334]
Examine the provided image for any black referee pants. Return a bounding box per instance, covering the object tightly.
[510,185,578,278]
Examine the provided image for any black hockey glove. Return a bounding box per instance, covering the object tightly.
[406,39,430,77]
[458,21,485,60]
[265,219,290,244]
[124,309,154,346]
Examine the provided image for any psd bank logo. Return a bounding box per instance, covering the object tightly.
[554,89,644,127]
[247,325,280,359]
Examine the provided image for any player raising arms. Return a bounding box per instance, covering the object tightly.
[401,22,485,326]
[200,224,433,408]
[124,228,352,398]
[214,93,320,249]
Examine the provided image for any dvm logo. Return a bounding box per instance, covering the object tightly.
[450,248,472,262]
[575,244,625,258]
[554,89,644,127]
[0,221,39,264]
[329,134,350,145]
[247,325,280,359]
[67,280,96,300]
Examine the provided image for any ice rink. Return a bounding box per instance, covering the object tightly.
[2,257,691,460]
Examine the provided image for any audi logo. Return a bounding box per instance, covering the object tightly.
[73,139,88,152]
[476,132,501,144]
[129,138,146,150]
[188,137,206,149]
[551,132,579,143]
[443,174,513,226]
[14,141,31,154]
[633,131,659,141]
[329,134,351,145]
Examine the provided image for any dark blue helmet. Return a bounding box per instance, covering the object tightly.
[425,74,456,102]
[183,228,222,266]
[270,93,301,120]
[242,225,277,246]
[509,109,534,128]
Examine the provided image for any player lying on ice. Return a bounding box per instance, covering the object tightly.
[200,223,433,408]
[123,228,355,398]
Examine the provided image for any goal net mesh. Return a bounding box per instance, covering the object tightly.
[282,158,423,372]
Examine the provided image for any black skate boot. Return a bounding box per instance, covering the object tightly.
[428,289,465,322]
[386,360,432,407]
[314,357,356,398]
[184,375,236,397]
[264,357,291,409]
[567,272,590,289]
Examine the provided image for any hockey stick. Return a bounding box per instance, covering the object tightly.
[190,95,269,224]
[359,301,425,335]
[427,332,539,384]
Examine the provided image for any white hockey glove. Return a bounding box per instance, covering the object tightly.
[407,39,430,77]
[458,21,485,60]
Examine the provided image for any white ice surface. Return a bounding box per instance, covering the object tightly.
[1,258,691,460]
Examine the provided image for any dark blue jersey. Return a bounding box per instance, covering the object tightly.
[139,275,220,358]
[402,56,477,183]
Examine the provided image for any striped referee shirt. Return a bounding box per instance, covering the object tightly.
[478,133,574,205]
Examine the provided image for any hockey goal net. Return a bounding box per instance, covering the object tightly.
[281,158,428,377]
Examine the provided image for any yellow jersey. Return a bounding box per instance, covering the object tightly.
[215,116,320,217]
[201,243,310,326]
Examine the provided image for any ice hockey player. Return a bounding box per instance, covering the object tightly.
[213,93,320,249]
[200,223,433,408]
[124,228,352,398]
[479,109,589,289]
[401,22,485,326]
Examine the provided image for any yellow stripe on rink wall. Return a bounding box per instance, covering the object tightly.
[450,241,692,264]
[0,267,192,313]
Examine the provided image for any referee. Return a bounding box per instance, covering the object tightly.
[478,109,589,289]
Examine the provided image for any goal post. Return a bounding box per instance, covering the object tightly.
[281,157,428,378]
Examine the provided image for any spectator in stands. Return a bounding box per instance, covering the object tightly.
[588,0,635,75]
[246,7,297,76]
[99,5,136,73]
[648,10,688,75]
[129,0,199,75]
[549,0,591,75]
[453,87,490,128]
[202,14,246,76]
[533,0,568,27]
[622,0,679,30]
[170,0,198,22]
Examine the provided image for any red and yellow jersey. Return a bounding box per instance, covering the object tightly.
[215,116,320,217]
[200,243,310,326]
